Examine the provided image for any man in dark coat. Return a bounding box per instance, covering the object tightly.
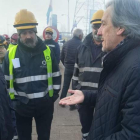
[44,27,60,64]
[59,0,140,139]
[3,9,61,140]
[60,29,83,110]
[72,10,104,140]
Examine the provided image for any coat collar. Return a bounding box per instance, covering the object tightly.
[103,37,140,70]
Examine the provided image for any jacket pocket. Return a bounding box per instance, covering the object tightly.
[105,85,118,98]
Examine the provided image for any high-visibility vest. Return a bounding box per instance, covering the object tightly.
[7,43,16,51]
[8,45,53,99]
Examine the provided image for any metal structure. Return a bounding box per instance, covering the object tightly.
[72,0,105,35]
[71,0,86,33]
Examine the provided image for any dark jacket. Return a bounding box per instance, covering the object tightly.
[83,38,140,140]
[0,68,14,140]
[3,37,61,104]
[72,33,104,90]
[44,39,60,64]
[61,36,82,70]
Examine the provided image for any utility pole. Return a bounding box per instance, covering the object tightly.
[86,0,90,35]
[72,0,85,33]
[104,0,105,9]
[93,0,94,10]
[68,0,70,33]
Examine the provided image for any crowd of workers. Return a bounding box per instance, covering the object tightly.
[0,0,140,140]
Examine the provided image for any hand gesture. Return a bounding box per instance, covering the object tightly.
[59,89,84,105]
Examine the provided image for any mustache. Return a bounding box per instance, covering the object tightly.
[25,39,34,44]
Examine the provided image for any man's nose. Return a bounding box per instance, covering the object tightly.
[97,26,102,36]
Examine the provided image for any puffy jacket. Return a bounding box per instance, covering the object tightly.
[0,68,14,140]
[44,39,60,64]
[61,36,82,70]
[72,33,104,90]
[3,37,61,104]
[83,38,140,140]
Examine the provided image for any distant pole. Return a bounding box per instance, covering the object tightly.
[104,0,105,9]
[86,0,89,35]
[7,18,9,35]
[93,0,94,10]
[68,0,70,33]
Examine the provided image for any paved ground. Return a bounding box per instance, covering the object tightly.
[32,62,82,140]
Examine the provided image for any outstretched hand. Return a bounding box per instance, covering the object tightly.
[59,89,84,105]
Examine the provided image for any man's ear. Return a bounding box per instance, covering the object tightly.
[117,27,125,36]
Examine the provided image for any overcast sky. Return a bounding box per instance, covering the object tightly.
[0,0,110,37]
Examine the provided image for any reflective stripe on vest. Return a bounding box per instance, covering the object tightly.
[8,45,53,99]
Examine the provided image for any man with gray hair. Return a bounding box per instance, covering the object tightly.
[60,0,140,139]
[60,28,83,110]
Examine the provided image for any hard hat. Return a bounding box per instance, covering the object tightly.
[90,10,104,24]
[46,27,53,34]
[3,34,10,40]
[13,9,38,29]
[0,35,7,46]
[11,33,19,42]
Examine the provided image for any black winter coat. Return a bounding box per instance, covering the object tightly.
[0,68,14,140]
[61,36,82,70]
[3,37,61,104]
[83,38,140,140]
[72,33,103,90]
[44,39,60,64]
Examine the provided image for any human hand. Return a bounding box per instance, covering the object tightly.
[59,89,84,105]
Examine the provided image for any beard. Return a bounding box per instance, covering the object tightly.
[92,30,102,42]
[20,36,38,48]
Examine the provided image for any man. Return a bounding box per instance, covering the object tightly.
[8,33,19,50]
[72,10,104,140]
[44,27,60,64]
[0,67,15,140]
[60,0,140,139]
[0,35,18,140]
[3,9,61,140]
[0,35,7,68]
[60,28,83,110]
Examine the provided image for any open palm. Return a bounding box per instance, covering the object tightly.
[59,89,84,105]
